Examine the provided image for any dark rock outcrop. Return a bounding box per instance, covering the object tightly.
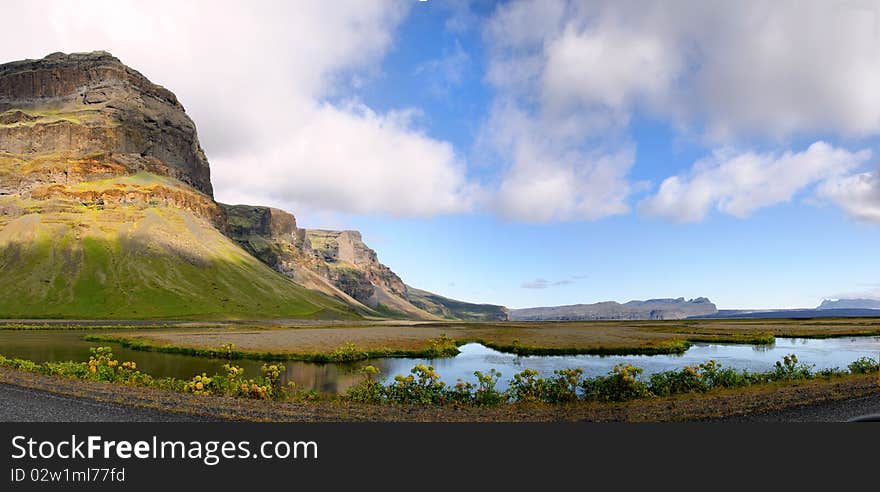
[220,203,510,320]
[0,51,212,196]
[0,51,506,321]
[0,52,359,320]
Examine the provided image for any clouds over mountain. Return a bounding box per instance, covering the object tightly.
[0,0,476,218]
[4,1,880,224]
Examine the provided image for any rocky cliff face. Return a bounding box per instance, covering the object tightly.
[510,297,717,321]
[0,52,358,319]
[0,51,506,321]
[221,203,510,320]
[0,51,212,197]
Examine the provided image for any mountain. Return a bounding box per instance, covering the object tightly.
[0,51,506,321]
[817,298,880,310]
[510,297,717,321]
[0,51,358,319]
[221,204,509,320]
[695,308,880,319]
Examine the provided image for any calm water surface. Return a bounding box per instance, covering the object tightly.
[1,330,878,394]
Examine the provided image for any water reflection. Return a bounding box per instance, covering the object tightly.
[1,331,878,395]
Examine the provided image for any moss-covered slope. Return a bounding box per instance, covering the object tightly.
[0,188,358,320]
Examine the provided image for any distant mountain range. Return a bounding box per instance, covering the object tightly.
[817,298,880,310]
[510,297,717,321]
[511,297,880,321]
[695,308,880,319]
[693,298,880,319]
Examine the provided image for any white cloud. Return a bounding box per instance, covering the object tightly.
[820,171,880,223]
[213,102,477,216]
[484,101,635,222]
[482,0,880,222]
[640,142,872,222]
[0,0,476,217]
[488,0,880,141]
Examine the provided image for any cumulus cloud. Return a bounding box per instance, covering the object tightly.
[0,0,476,217]
[640,142,872,222]
[213,103,477,216]
[481,96,636,222]
[489,0,880,141]
[819,171,880,223]
[482,0,880,222]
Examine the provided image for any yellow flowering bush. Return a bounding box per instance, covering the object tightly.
[183,373,216,395]
[385,364,447,404]
[581,363,651,402]
[83,347,147,384]
[773,353,814,380]
[345,365,384,403]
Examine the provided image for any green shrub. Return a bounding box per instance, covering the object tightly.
[425,334,459,358]
[220,343,236,359]
[346,365,385,403]
[772,354,814,380]
[541,368,583,402]
[506,369,543,402]
[183,373,217,395]
[582,364,651,402]
[472,369,504,406]
[816,367,847,379]
[847,357,879,375]
[385,364,447,404]
[0,354,42,372]
[329,342,368,362]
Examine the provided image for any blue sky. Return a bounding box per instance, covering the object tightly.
[311,1,880,309]
[6,1,880,309]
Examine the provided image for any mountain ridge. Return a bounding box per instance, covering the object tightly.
[510,297,717,321]
[220,203,509,320]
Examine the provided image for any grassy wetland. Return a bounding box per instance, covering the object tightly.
[1,318,878,421]
[63,317,880,361]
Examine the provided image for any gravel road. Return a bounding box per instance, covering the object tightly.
[0,383,213,422]
[717,393,880,422]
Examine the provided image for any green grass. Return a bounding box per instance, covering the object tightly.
[82,334,461,362]
[0,202,360,320]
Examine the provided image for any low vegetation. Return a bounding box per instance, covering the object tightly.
[82,334,462,362]
[0,195,358,320]
[343,354,879,405]
[81,318,880,361]
[0,346,302,401]
[6,344,875,409]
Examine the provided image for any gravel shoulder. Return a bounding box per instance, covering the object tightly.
[0,383,214,422]
[1,366,878,422]
[715,393,880,422]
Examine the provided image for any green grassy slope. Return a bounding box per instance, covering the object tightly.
[0,198,359,320]
[405,286,509,321]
